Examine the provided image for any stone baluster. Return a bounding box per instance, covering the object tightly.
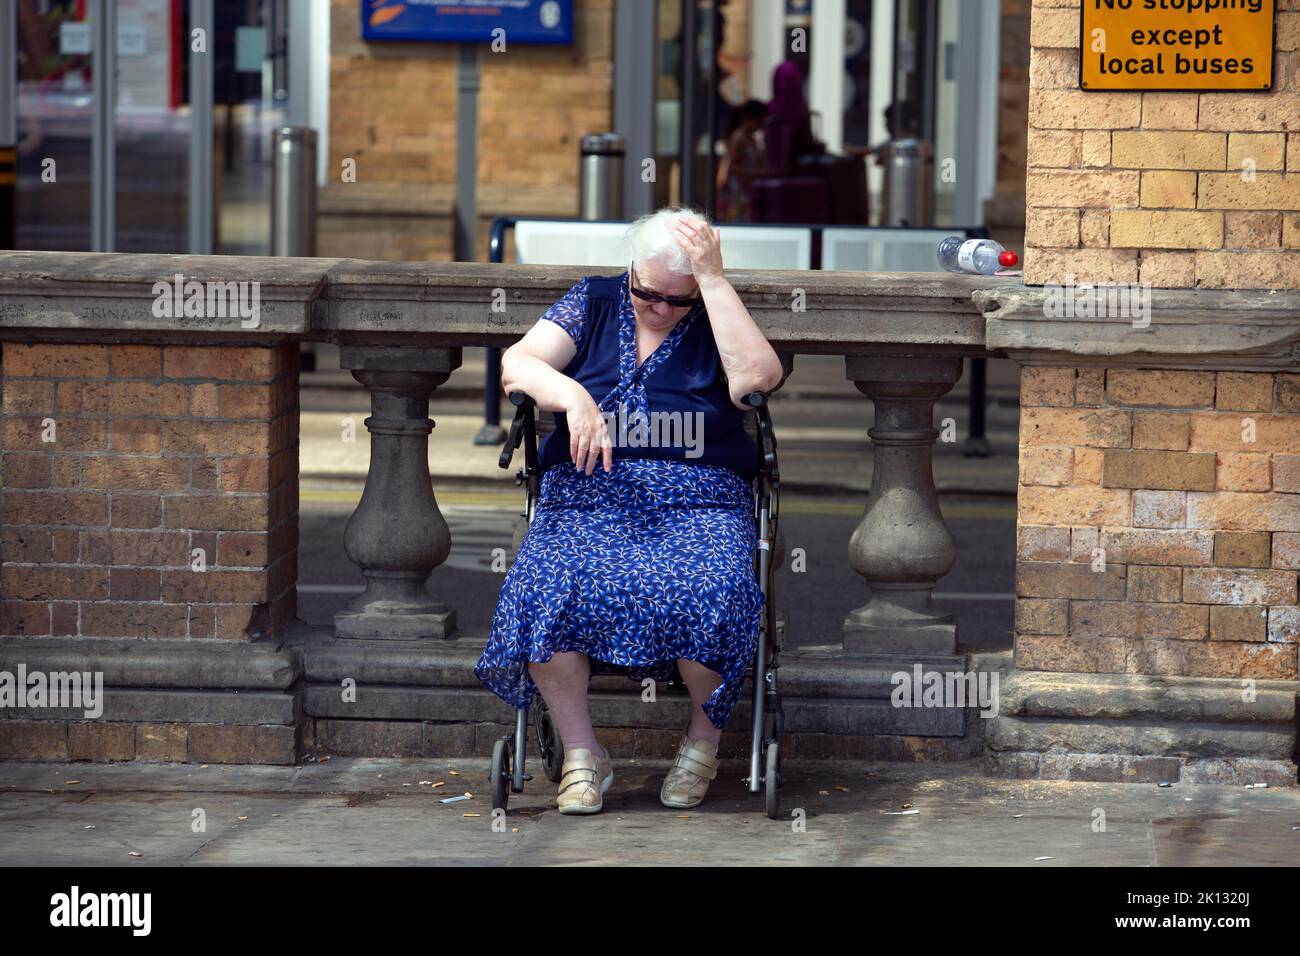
[335,346,462,639]
[843,354,963,656]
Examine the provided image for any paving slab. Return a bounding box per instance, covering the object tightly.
[1,758,1295,866]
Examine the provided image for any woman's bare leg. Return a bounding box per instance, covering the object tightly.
[528,652,605,759]
[676,658,724,747]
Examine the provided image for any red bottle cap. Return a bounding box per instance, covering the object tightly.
[999,250,1019,268]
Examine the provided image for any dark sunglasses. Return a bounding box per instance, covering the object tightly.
[629,262,703,309]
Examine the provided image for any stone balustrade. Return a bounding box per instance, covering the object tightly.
[1,252,1297,783]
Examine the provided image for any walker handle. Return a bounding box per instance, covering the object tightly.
[744,391,778,475]
[499,391,536,469]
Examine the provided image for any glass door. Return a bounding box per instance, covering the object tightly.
[114,0,191,252]
[659,0,757,218]
[212,0,288,255]
[932,0,959,224]
[14,0,95,249]
[674,0,721,216]
[842,0,874,150]
[891,0,934,142]
[12,0,289,254]
[654,0,681,209]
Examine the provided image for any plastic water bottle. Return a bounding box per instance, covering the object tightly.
[937,236,1015,275]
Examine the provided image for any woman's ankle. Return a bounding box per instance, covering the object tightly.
[687,726,722,747]
[566,741,606,760]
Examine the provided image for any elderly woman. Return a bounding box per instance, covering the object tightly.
[474,206,784,815]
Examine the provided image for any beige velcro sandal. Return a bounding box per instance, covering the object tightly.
[556,747,613,815]
[659,734,720,809]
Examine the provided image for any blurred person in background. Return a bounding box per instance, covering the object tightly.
[716,99,768,222]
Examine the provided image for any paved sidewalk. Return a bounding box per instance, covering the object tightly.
[2,758,1295,866]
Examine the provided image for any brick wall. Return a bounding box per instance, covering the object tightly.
[1,343,299,642]
[1024,0,1300,288]
[1015,366,1300,679]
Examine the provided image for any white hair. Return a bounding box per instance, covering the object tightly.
[623,206,710,275]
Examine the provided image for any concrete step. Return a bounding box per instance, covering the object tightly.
[288,623,985,761]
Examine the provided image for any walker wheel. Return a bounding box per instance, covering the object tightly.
[490,737,512,812]
[764,740,781,819]
[533,700,564,783]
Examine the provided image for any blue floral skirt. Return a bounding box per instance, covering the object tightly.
[475,457,764,729]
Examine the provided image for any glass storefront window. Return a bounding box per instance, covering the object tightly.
[115,0,190,253]
[15,0,94,250]
[13,0,289,254]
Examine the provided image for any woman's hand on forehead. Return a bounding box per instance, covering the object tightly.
[671,218,724,282]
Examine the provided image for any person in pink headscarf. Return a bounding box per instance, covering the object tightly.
[765,60,821,176]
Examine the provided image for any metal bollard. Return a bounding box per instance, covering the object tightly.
[271,126,318,257]
[272,126,318,371]
[880,137,933,228]
[579,133,625,220]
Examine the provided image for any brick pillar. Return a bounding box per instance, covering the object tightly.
[991,363,1299,785]
[1,342,299,642]
[1014,366,1298,678]
[990,0,1300,785]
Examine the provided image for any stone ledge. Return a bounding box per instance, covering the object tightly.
[0,688,299,725]
[294,628,972,702]
[0,638,301,689]
[0,639,303,763]
[305,718,986,763]
[0,251,340,337]
[294,625,975,740]
[0,251,1012,354]
[0,719,299,765]
[984,602,1300,789]
[301,684,966,738]
[987,715,1293,761]
[986,751,1297,787]
[321,261,1009,352]
[3,251,1296,369]
[999,669,1297,724]
[977,285,1300,370]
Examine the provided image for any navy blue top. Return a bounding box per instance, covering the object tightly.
[534,272,758,482]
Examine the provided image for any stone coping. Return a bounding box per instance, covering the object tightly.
[0,638,299,690]
[978,285,1300,371]
[1,251,1296,366]
[0,251,1008,353]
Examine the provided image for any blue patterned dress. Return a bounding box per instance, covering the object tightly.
[474,272,765,729]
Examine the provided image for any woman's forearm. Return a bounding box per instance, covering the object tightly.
[500,348,585,413]
[697,274,784,398]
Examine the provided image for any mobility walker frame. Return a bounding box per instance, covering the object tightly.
[489,389,787,817]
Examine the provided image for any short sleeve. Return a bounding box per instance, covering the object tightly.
[538,278,589,351]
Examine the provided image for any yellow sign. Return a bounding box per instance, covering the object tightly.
[1080,0,1275,91]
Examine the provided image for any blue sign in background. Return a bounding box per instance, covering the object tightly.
[362,0,574,45]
